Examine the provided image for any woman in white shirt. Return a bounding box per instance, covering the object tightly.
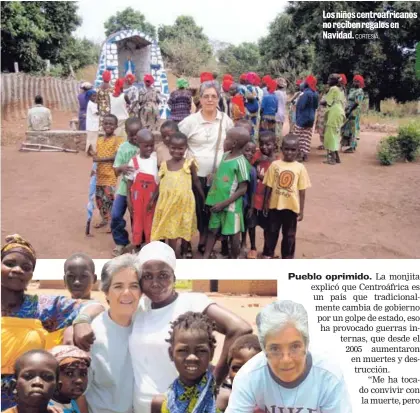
[86,90,99,154]
[129,241,252,413]
[111,78,130,138]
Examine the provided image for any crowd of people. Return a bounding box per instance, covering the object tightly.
[1,234,352,413]
[79,70,365,259]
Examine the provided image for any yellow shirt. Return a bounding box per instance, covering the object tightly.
[96,136,124,186]
[263,160,311,214]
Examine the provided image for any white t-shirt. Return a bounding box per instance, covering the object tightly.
[125,153,159,183]
[111,94,129,121]
[85,311,134,413]
[179,110,234,178]
[129,293,213,413]
[86,101,99,132]
[226,351,352,413]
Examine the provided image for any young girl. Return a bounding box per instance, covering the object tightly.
[49,346,91,413]
[126,129,159,248]
[4,350,59,413]
[151,312,218,413]
[151,132,205,257]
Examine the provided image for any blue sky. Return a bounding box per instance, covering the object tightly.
[75,0,288,45]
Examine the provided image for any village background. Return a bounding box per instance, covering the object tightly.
[1,1,420,259]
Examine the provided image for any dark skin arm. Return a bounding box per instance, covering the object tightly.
[263,186,273,217]
[298,189,306,222]
[93,155,115,163]
[147,186,159,212]
[151,395,164,413]
[211,181,248,213]
[127,180,133,215]
[62,326,74,345]
[204,303,252,385]
[191,163,205,202]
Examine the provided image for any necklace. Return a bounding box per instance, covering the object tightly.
[204,124,214,140]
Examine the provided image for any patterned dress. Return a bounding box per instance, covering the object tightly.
[151,159,198,242]
[341,87,364,149]
[137,87,161,131]
[1,294,81,410]
[97,87,111,135]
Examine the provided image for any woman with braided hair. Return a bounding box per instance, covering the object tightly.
[129,241,252,413]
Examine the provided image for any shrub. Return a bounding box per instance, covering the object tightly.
[377,136,399,166]
[397,122,420,162]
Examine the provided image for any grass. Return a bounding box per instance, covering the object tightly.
[175,280,193,290]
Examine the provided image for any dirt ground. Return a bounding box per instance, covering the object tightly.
[2,110,420,259]
[30,284,275,362]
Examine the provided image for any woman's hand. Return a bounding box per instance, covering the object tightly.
[73,323,95,351]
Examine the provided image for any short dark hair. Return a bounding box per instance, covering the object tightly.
[125,117,142,129]
[160,120,179,133]
[103,113,118,125]
[169,132,188,145]
[15,349,59,378]
[166,311,217,351]
[34,95,43,105]
[228,334,261,365]
[64,253,95,273]
[282,133,299,146]
[259,130,276,142]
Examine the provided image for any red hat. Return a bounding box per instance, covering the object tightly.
[353,74,365,88]
[200,72,214,83]
[223,74,234,82]
[268,79,277,93]
[305,75,317,91]
[102,70,111,83]
[239,73,247,82]
[125,73,136,84]
[254,75,261,86]
[113,78,125,97]
[339,74,347,86]
[262,75,272,85]
[296,79,303,86]
[222,79,233,93]
[144,74,154,85]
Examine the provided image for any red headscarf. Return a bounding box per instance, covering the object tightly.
[223,74,234,82]
[113,78,125,97]
[305,75,317,91]
[102,70,111,83]
[200,72,214,83]
[246,72,257,85]
[296,79,303,86]
[339,74,347,86]
[254,75,261,87]
[144,74,154,85]
[267,79,277,93]
[262,75,272,86]
[239,73,247,82]
[353,74,365,88]
[125,73,136,84]
[222,79,233,93]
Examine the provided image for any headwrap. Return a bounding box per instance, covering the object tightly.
[222,79,233,93]
[144,74,155,85]
[102,70,112,83]
[85,89,97,102]
[200,72,214,83]
[1,234,36,268]
[246,72,257,86]
[262,75,272,85]
[254,75,261,87]
[50,345,91,368]
[339,74,347,86]
[267,79,277,93]
[276,77,287,88]
[296,79,303,86]
[81,82,93,90]
[113,78,125,97]
[305,75,317,91]
[162,370,217,413]
[176,78,189,89]
[353,74,365,88]
[222,74,234,82]
[239,73,247,82]
[137,241,176,271]
[125,73,136,84]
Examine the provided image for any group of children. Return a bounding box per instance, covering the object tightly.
[89,112,310,259]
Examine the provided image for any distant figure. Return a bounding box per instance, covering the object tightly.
[124,56,136,76]
[77,82,93,130]
[27,95,52,131]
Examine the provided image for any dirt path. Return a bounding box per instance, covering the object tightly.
[2,112,420,259]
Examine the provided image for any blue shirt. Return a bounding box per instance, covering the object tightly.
[261,94,279,117]
[296,88,319,128]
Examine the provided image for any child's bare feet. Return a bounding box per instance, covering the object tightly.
[94,220,108,229]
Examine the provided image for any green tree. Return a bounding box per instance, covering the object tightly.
[104,7,156,39]
[218,43,261,78]
[1,1,82,72]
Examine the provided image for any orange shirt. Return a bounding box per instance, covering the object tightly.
[96,136,124,186]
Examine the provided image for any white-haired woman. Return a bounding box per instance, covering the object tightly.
[178,81,234,254]
[81,254,142,413]
[226,300,352,413]
[129,241,252,413]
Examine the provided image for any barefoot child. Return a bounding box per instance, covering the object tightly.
[151,312,217,413]
[49,346,90,413]
[4,350,59,413]
[263,134,311,259]
[93,114,125,232]
[248,131,278,258]
[126,129,159,249]
[203,127,250,259]
[111,117,142,256]
[241,142,257,258]
[156,120,179,167]
[151,132,205,257]
[217,334,262,411]
[64,253,97,300]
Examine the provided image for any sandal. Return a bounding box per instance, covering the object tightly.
[344,147,354,153]
[247,250,258,259]
[94,220,108,229]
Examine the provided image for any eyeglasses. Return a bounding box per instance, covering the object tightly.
[266,344,305,359]
[202,94,218,100]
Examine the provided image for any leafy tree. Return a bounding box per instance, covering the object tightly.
[1,1,82,72]
[218,43,261,78]
[104,7,156,39]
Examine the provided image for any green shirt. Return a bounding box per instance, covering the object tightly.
[206,154,250,212]
[113,141,139,196]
